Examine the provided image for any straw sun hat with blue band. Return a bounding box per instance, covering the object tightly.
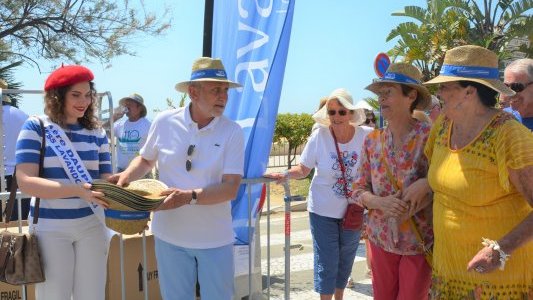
[175,57,242,93]
[91,179,167,234]
[424,45,515,96]
[365,62,432,110]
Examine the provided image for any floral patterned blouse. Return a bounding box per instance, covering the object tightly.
[352,120,433,255]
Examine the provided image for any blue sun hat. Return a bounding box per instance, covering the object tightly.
[366,62,432,110]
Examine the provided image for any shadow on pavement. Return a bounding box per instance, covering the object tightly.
[349,282,373,297]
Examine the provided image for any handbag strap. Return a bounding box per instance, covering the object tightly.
[379,130,428,250]
[380,131,401,191]
[4,118,45,224]
[330,127,350,201]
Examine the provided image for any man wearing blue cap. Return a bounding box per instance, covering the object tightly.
[109,57,244,300]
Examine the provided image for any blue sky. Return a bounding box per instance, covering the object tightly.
[16,0,426,120]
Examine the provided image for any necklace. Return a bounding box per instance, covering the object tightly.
[450,108,496,150]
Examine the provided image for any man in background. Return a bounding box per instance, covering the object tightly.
[111,93,151,172]
[501,58,533,130]
[1,79,29,219]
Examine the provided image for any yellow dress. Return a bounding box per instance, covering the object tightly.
[426,112,533,299]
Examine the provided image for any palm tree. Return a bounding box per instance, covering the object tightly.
[387,0,470,81]
[363,96,380,111]
[387,0,532,80]
[447,0,533,60]
[0,59,23,107]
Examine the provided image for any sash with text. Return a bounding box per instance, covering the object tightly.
[43,117,107,226]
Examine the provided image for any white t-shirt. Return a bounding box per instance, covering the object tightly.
[140,105,244,249]
[300,126,372,219]
[113,117,151,170]
[2,105,29,175]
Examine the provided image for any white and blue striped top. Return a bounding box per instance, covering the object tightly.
[15,116,112,231]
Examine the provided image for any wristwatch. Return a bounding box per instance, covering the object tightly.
[190,190,198,205]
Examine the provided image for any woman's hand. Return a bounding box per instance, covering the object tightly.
[263,171,288,184]
[402,178,432,216]
[78,183,109,208]
[466,246,500,274]
[264,164,311,184]
[370,191,408,218]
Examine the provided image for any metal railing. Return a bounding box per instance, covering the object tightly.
[232,177,305,300]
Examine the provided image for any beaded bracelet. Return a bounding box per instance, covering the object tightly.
[481,238,510,270]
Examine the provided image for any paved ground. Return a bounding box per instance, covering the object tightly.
[257,210,373,300]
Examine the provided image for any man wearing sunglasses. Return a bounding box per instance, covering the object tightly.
[109,57,244,300]
[502,58,533,130]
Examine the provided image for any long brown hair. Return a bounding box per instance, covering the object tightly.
[44,82,100,130]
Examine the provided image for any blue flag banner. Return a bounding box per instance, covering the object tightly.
[212,0,295,245]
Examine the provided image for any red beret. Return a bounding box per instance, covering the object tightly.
[44,65,94,91]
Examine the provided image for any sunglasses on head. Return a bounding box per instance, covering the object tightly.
[327,109,348,116]
[505,81,533,93]
[186,144,195,172]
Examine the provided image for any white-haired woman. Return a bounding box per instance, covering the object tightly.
[266,88,371,300]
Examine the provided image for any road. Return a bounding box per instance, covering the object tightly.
[257,210,373,299]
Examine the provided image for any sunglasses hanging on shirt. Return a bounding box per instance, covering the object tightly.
[186,144,195,172]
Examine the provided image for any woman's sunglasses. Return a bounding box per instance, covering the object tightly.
[365,118,376,125]
[327,109,348,116]
[505,81,532,93]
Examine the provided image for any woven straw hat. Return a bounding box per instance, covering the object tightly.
[175,57,242,93]
[105,201,151,235]
[366,62,431,110]
[92,179,167,234]
[313,88,366,127]
[424,45,514,96]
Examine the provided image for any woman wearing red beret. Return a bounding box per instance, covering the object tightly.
[15,65,112,300]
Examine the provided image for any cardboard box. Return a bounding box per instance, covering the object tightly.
[106,232,161,300]
[0,283,35,300]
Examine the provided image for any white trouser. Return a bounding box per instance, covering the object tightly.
[34,224,109,300]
